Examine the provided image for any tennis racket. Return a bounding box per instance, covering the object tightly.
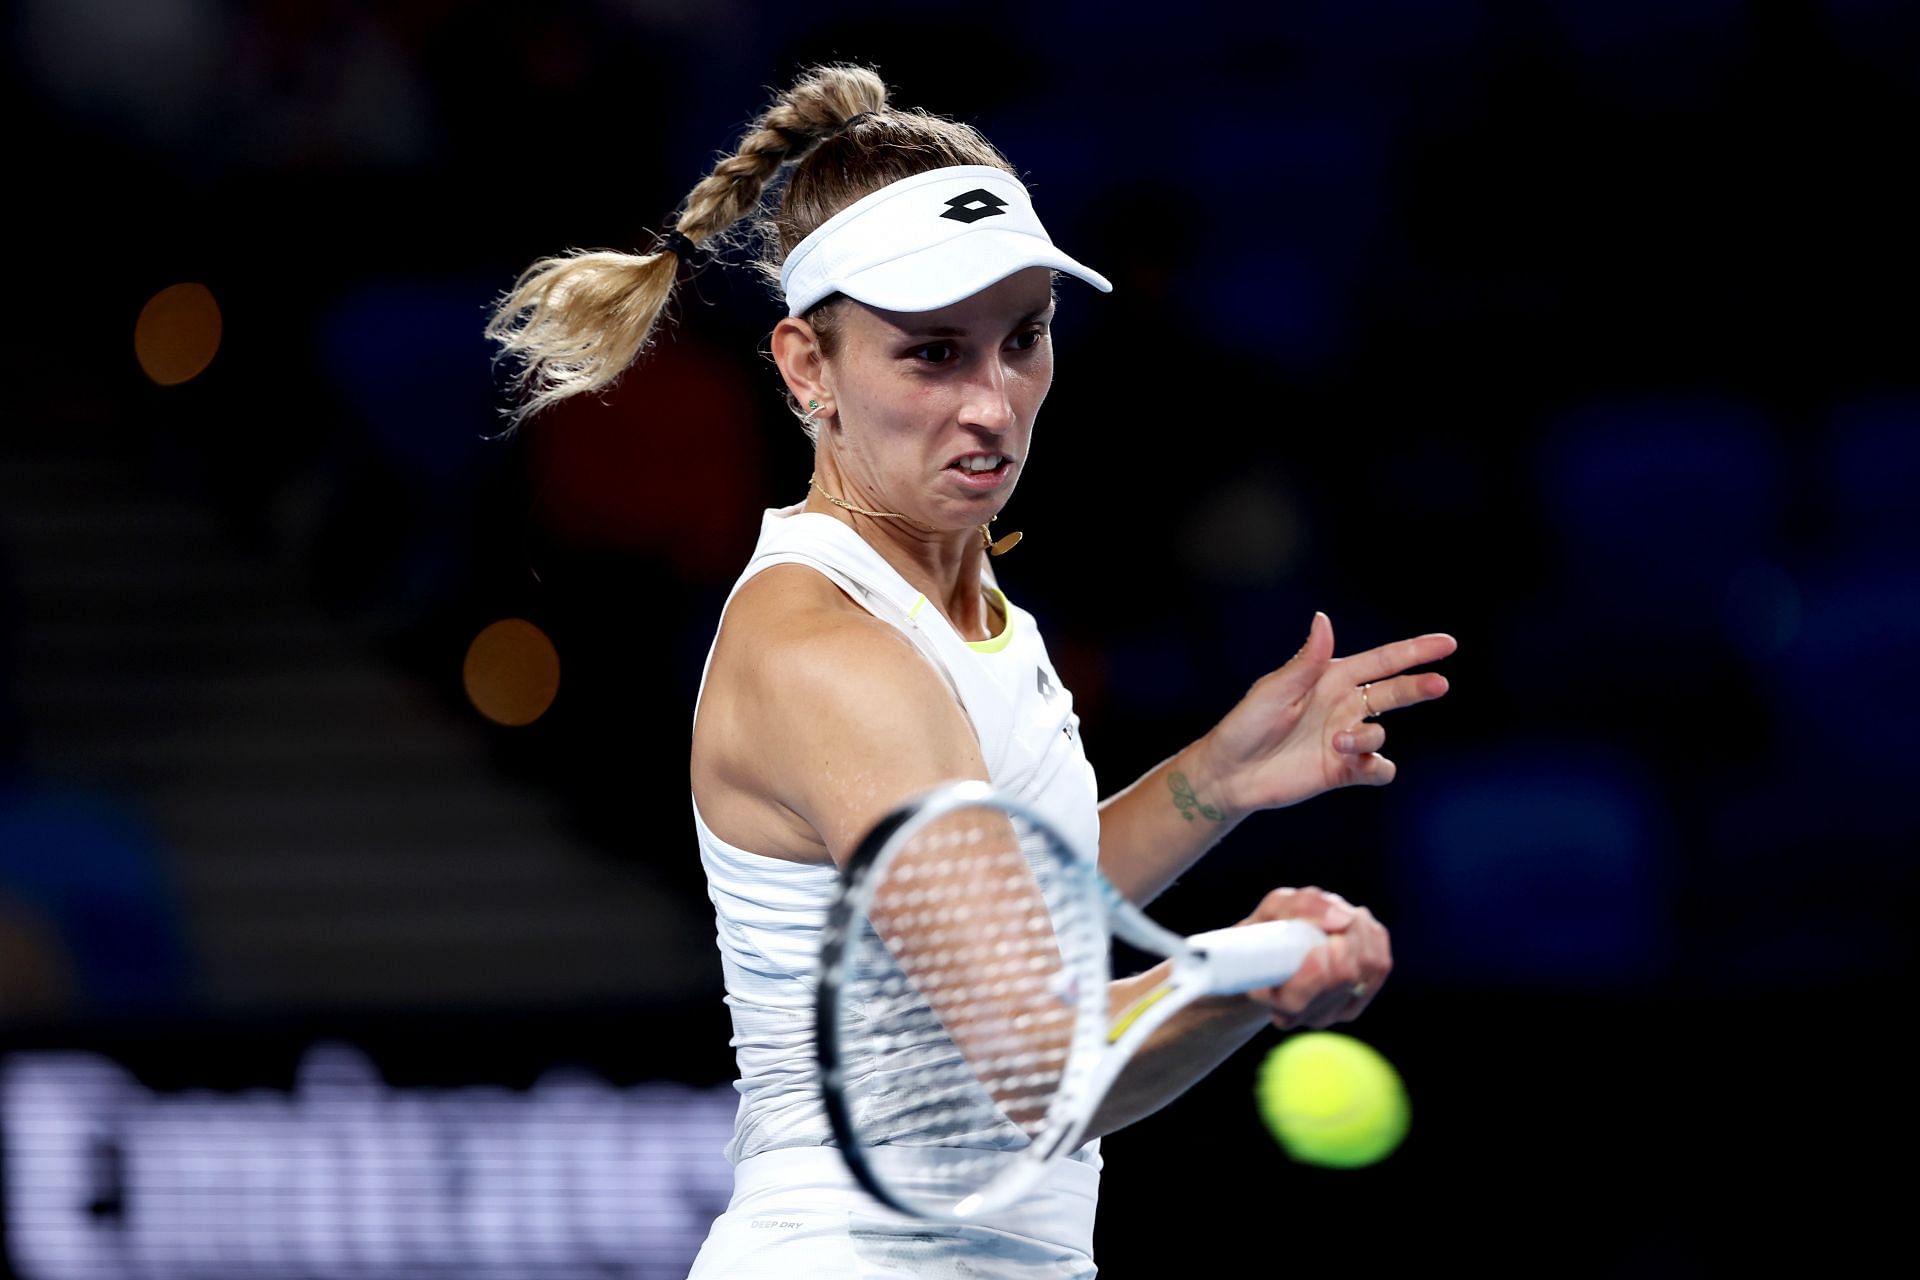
[816,778,1325,1221]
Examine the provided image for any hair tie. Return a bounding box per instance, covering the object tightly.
[657,229,699,261]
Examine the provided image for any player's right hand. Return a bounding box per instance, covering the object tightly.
[1236,886,1391,1030]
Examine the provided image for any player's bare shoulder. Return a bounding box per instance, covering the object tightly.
[709,564,910,700]
[693,563,983,864]
[708,564,960,745]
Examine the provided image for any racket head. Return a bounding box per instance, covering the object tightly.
[816,780,1111,1220]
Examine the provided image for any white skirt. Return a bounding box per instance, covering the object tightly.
[686,1146,1100,1278]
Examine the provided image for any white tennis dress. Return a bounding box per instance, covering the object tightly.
[687,503,1104,1278]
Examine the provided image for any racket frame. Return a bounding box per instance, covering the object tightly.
[817,779,1325,1221]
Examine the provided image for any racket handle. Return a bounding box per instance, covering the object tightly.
[1188,919,1328,995]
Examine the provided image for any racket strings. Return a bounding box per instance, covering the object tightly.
[835,809,1105,1163]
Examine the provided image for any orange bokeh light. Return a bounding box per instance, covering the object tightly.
[134,283,223,386]
[463,618,561,727]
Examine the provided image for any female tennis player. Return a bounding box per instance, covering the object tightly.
[487,64,1453,1279]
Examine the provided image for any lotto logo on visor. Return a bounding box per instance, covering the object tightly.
[941,189,1009,224]
[780,164,1112,316]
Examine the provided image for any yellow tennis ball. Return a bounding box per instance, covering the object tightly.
[1255,1032,1410,1169]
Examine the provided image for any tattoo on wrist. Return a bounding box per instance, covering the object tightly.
[1168,771,1225,823]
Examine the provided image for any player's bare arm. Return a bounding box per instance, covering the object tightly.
[1097,612,1457,904]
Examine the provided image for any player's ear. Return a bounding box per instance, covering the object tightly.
[772,316,829,410]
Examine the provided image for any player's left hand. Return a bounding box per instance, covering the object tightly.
[1236,886,1392,1029]
[1198,611,1454,817]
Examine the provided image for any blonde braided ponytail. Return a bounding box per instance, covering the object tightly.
[484,64,889,425]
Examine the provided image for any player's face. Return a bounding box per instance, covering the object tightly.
[821,267,1056,532]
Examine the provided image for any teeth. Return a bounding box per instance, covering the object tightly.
[961,455,1002,473]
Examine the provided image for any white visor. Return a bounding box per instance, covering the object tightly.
[779,164,1113,316]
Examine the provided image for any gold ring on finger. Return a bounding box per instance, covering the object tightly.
[1360,685,1375,719]
[1349,982,1369,999]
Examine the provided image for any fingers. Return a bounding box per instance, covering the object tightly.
[1332,721,1398,788]
[1244,885,1355,930]
[1333,905,1392,1022]
[1285,611,1335,668]
[1333,723,1387,755]
[1323,630,1451,774]
[1307,610,1334,660]
[1351,671,1451,719]
[1333,731,1398,786]
[1330,668,1442,782]
[1264,611,1337,703]
[1340,632,1458,689]
[1358,754,1397,786]
[1248,902,1392,1030]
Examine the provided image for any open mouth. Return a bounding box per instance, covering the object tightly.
[947,453,1012,485]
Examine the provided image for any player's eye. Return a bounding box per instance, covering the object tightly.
[912,342,958,364]
[1009,327,1045,352]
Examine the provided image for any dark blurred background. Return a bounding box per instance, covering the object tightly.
[3,1,1915,1275]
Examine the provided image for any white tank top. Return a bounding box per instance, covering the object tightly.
[691,503,1103,1168]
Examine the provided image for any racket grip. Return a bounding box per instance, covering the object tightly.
[1188,919,1327,995]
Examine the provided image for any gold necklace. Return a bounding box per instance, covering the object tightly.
[808,474,1021,555]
